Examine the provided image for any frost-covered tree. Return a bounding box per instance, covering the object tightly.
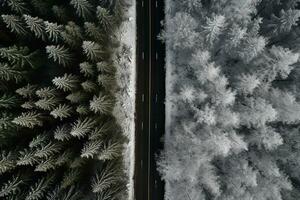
[159,0,300,199]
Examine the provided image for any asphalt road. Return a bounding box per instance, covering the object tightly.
[134,0,165,199]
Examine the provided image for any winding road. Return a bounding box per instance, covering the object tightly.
[134,0,165,199]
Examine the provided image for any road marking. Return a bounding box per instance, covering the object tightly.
[142,94,145,102]
[155,94,158,102]
[155,180,157,188]
[142,52,145,60]
[148,0,152,199]
[142,0,144,7]
[156,52,158,60]
[141,160,143,168]
[155,123,157,130]
[155,1,158,8]
[141,121,144,131]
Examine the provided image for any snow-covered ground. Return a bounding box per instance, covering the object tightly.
[113,0,136,199]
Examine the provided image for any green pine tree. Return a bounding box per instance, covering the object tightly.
[0,176,23,197]
[70,0,94,20]
[90,94,114,114]
[70,117,96,138]
[12,111,42,128]
[23,14,46,40]
[53,124,72,141]
[82,41,103,61]
[52,74,80,92]
[50,104,73,120]
[1,14,28,35]
[81,139,102,158]
[46,45,73,67]
[25,175,55,200]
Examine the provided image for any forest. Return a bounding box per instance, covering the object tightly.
[158,0,300,200]
[0,0,131,199]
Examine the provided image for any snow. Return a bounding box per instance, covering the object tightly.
[112,0,136,199]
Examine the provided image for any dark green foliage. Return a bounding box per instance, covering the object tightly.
[0,0,127,198]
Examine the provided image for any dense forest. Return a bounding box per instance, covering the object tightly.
[0,0,129,199]
[159,0,300,199]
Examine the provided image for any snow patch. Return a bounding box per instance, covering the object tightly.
[113,0,136,199]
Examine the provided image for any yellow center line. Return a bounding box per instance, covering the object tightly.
[148,0,152,199]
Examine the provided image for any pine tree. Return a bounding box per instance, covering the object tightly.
[46,45,73,67]
[21,101,35,109]
[84,22,104,42]
[96,6,113,31]
[79,62,95,77]
[1,14,28,36]
[59,186,83,200]
[97,140,121,161]
[70,117,96,138]
[0,112,16,130]
[25,175,55,200]
[29,134,49,148]
[69,157,86,169]
[53,124,72,141]
[55,149,73,166]
[97,74,115,90]
[0,46,35,68]
[34,142,62,158]
[61,22,83,48]
[35,157,57,172]
[202,15,226,45]
[5,0,29,14]
[0,62,26,83]
[70,0,94,20]
[268,9,300,34]
[52,5,68,22]
[0,176,23,197]
[236,73,260,94]
[12,111,42,128]
[66,91,87,103]
[0,151,16,174]
[52,74,79,92]
[97,61,115,74]
[92,164,120,193]
[30,0,49,16]
[50,104,73,120]
[35,97,60,110]
[81,80,97,92]
[17,149,38,166]
[96,187,121,200]
[61,169,81,189]
[35,87,58,98]
[44,21,62,42]
[89,122,112,140]
[76,105,90,115]
[81,139,102,158]
[82,41,103,61]
[0,94,19,108]
[90,94,114,114]
[23,14,46,40]
[16,84,37,98]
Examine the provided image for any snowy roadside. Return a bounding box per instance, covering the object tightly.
[113,0,136,199]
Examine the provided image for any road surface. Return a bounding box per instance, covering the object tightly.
[134,0,165,199]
